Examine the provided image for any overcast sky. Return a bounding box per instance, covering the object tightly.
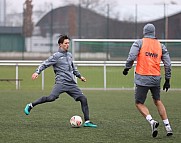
[6,0,181,22]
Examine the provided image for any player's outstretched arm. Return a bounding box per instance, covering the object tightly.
[32,73,39,80]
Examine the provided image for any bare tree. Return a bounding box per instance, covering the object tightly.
[64,0,119,20]
[35,2,52,12]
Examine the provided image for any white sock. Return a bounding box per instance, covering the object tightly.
[85,120,90,123]
[146,115,154,125]
[29,103,33,108]
[163,119,170,126]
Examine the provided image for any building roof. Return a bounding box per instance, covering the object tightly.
[0,26,22,34]
[36,5,181,39]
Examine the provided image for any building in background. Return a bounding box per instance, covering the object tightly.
[0,4,181,60]
[36,5,181,40]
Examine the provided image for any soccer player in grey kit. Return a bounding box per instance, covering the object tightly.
[24,35,97,128]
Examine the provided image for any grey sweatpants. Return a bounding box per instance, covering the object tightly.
[32,83,89,121]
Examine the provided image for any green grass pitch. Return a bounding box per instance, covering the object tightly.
[0,65,180,142]
[0,90,180,143]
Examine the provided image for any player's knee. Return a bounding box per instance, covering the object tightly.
[153,99,161,106]
[76,96,87,103]
[135,101,144,107]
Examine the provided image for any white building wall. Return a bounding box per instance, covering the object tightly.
[26,34,60,52]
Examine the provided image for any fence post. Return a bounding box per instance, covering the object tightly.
[104,62,106,90]
[71,39,75,61]
[42,70,44,90]
[16,64,19,90]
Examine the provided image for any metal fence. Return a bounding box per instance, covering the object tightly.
[0,60,181,90]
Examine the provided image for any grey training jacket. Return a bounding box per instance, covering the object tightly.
[35,48,81,84]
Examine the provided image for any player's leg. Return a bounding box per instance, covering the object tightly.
[135,85,159,137]
[76,96,89,121]
[135,85,150,117]
[151,87,173,136]
[24,84,64,115]
[66,84,97,128]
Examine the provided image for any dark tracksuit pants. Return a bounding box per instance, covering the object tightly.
[32,83,89,121]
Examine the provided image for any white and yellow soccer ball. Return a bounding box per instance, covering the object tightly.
[70,115,83,127]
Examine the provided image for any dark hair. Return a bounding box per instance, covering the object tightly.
[58,35,70,44]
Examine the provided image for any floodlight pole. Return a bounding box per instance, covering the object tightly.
[164,3,168,39]
[50,3,53,54]
[106,4,110,60]
[106,4,109,39]
[135,4,138,39]
[78,0,82,60]
[78,0,82,38]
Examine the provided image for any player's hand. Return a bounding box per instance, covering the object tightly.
[163,79,170,92]
[80,76,86,82]
[32,73,39,80]
[123,68,129,75]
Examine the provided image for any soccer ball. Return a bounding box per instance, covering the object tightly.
[70,115,83,127]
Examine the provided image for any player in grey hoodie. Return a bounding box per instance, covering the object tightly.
[123,23,173,137]
[24,35,97,128]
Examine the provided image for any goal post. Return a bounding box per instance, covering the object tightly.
[71,39,181,61]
